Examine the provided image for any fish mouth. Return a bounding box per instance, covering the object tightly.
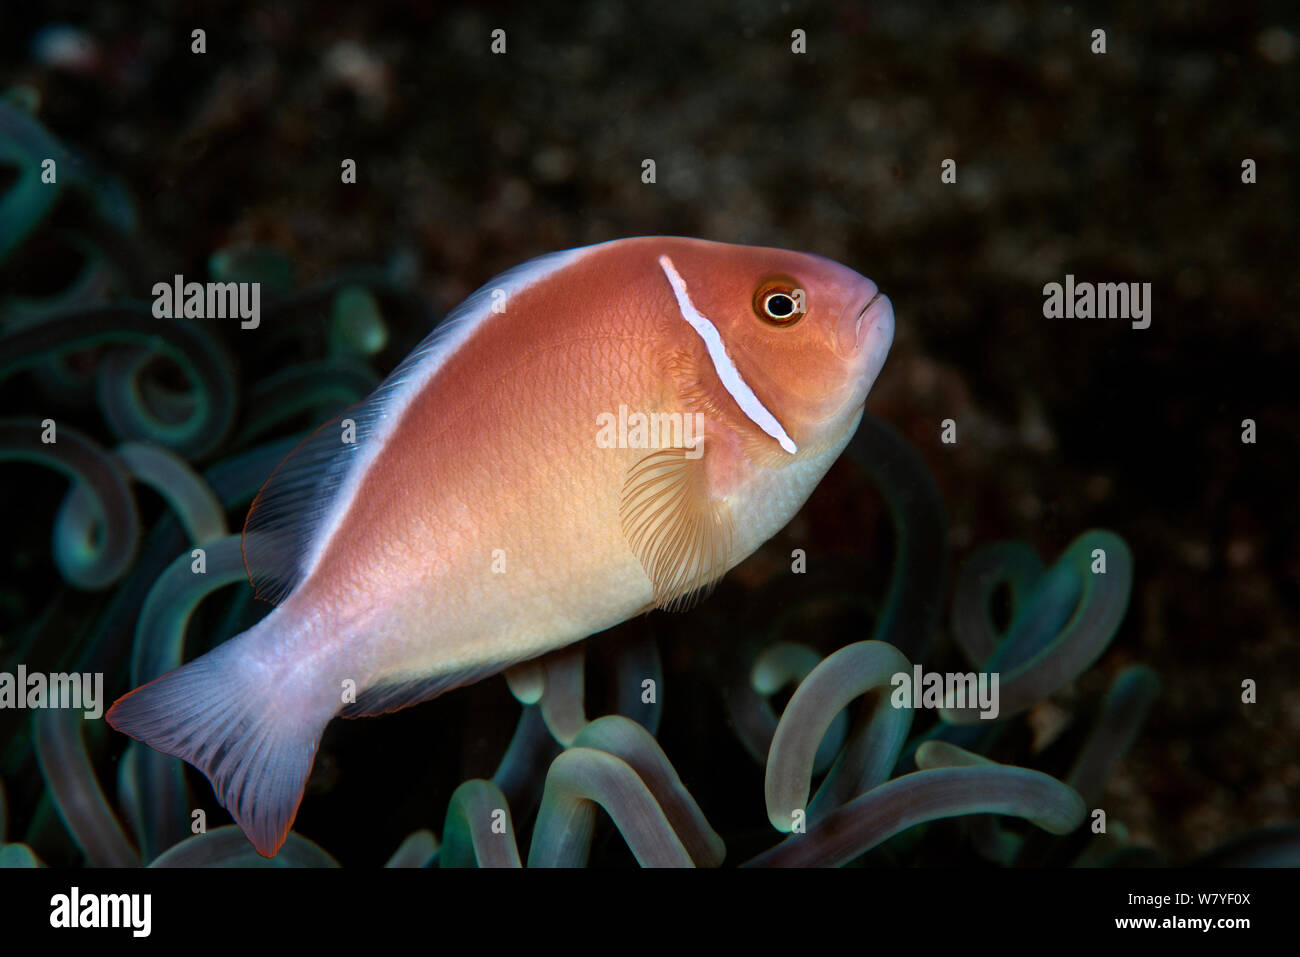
[835,285,894,365]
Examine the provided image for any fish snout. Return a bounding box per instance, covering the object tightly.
[834,282,895,373]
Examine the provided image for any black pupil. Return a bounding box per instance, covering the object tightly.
[767,294,794,318]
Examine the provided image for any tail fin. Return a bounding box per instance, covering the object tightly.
[106,633,331,857]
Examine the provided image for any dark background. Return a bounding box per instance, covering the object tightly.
[1,0,1297,866]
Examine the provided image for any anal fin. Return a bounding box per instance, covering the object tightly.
[340,663,509,717]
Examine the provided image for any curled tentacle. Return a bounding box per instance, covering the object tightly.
[75,436,297,685]
[232,358,377,448]
[0,844,44,867]
[149,826,337,867]
[128,534,247,688]
[915,741,1023,864]
[747,757,1086,867]
[722,578,871,771]
[34,707,137,867]
[0,101,69,263]
[537,644,587,746]
[1014,664,1162,866]
[385,829,438,868]
[504,660,545,705]
[329,284,389,357]
[491,705,560,819]
[845,413,949,660]
[440,779,522,868]
[1067,665,1161,806]
[573,716,725,867]
[765,640,913,832]
[0,417,139,589]
[751,642,848,775]
[0,305,237,460]
[951,542,1044,667]
[941,530,1133,725]
[3,233,127,330]
[527,747,693,868]
[70,441,227,546]
[914,740,997,769]
[724,667,783,769]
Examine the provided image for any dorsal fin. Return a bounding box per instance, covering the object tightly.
[242,246,590,603]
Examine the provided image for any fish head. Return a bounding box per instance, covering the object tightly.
[658,239,894,459]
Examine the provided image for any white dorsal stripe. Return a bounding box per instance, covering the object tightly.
[657,254,798,455]
[303,246,596,572]
[244,244,596,601]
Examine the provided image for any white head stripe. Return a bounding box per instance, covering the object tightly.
[658,254,798,454]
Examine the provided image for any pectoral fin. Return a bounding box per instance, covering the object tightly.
[619,447,733,612]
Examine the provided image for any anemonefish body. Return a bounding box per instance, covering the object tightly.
[107,237,895,856]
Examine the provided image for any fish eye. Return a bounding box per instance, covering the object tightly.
[754,279,804,326]
[765,292,796,318]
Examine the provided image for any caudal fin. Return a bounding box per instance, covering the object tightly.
[106,634,330,857]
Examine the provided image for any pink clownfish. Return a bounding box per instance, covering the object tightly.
[107,236,895,856]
